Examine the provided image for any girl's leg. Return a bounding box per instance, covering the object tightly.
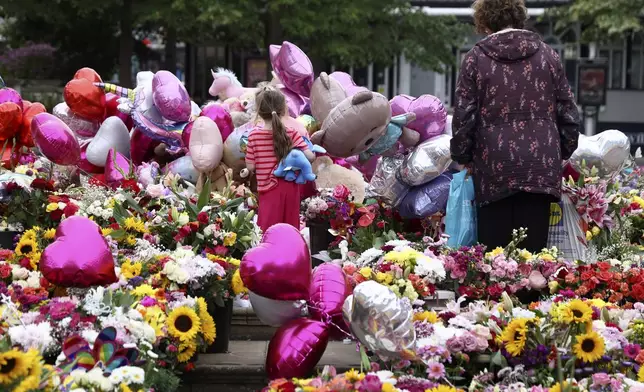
[279,180,302,229]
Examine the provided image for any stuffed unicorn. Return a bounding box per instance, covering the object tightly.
[209,68,256,101]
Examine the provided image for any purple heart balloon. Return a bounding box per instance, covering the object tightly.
[53,102,100,138]
[270,41,314,98]
[329,72,369,97]
[281,87,307,118]
[200,104,234,142]
[390,94,447,142]
[31,113,81,166]
[152,70,191,122]
[345,155,379,182]
[104,148,131,189]
[0,87,23,110]
[40,216,117,288]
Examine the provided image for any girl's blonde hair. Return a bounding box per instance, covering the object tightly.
[255,84,291,161]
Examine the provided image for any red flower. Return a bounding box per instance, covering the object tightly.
[4,182,21,193]
[179,226,192,237]
[197,212,209,225]
[580,271,594,282]
[357,213,374,227]
[332,184,351,201]
[63,202,79,217]
[596,261,611,271]
[110,223,120,230]
[596,271,613,282]
[121,179,140,193]
[19,257,32,270]
[0,263,11,278]
[376,220,385,229]
[30,178,54,191]
[50,209,64,221]
[487,283,504,299]
[631,283,644,301]
[213,245,229,256]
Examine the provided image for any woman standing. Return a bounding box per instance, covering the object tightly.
[450,0,581,252]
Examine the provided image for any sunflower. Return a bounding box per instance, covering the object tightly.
[121,259,142,280]
[15,238,38,257]
[167,306,201,342]
[0,349,34,384]
[561,299,593,324]
[102,228,114,237]
[572,330,605,363]
[426,385,463,392]
[131,284,156,298]
[13,354,42,392]
[20,229,38,242]
[177,342,197,363]
[144,306,167,337]
[43,228,56,241]
[500,318,529,357]
[123,217,147,233]
[231,269,247,295]
[548,381,571,392]
[196,298,216,345]
[29,252,42,270]
[344,369,365,382]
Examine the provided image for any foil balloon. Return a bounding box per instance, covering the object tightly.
[152,70,191,122]
[342,280,416,360]
[281,86,307,118]
[19,102,46,147]
[0,102,22,140]
[398,173,453,219]
[104,149,131,189]
[189,116,223,172]
[310,72,347,124]
[136,162,160,188]
[569,129,631,178]
[296,114,320,136]
[223,121,254,170]
[40,216,117,288]
[368,155,409,206]
[248,291,304,327]
[308,263,352,338]
[282,116,308,138]
[398,134,452,186]
[165,155,199,184]
[443,114,453,136]
[329,72,369,97]
[346,155,379,182]
[105,92,134,128]
[269,41,314,97]
[64,68,106,121]
[130,127,160,166]
[86,117,131,167]
[0,87,23,110]
[53,102,100,138]
[265,318,329,380]
[31,113,81,166]
[240,223,311,301]
[77,144,103,174]
[390,94,447,142]
[200,103,234,142]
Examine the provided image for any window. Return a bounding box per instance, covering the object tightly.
[598,46,624,89]
[629,33,644,90]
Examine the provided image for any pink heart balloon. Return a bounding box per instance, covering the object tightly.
[104,149,131,189]
[240,223,311,301]
[130,127,160,165]
[0,87,23,110]
[31,113,81,166]
[280,86,308,118]
[78,144,103,174]
[152,70,191,122]
[308,263,352,339]
[269,41,314,97]
[53,102,100,138]
[265,318,329,380]
[329,72,369,97]
[40,216,117,288]
[390,94,447,142]
[200,104,234,142]
[345,155,379,182]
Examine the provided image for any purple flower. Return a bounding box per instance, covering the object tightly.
[356,375,382,392]
[140,296,158,307]
[396,375,436,392]
[128,276,144,287]
[625,344,641,359]
[426,361,445,379]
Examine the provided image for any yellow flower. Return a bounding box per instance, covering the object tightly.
[382,383,396,392]
[231,269,247,295]
[15,237,38,257]
[102,228,114,237]
[500,318,530,357]
[131,284,156,298]
[426,386,463,392]
[46,203,60,213]
[548,280,559,294]
[177,342,197,363]
[29,252,41,270]
[414,311,440,324]
[197,298,217,345]
[633,195,644,209]
[359,267,373,279]
[587,298,608,308]
[21,229,37,241]
[384,249,419,267]
[227,258,241,267]
[591,226,600,236]
[519,249,533,261]
[120,383,133,392]
[485,247,505,259]
[125,235,137,246]
[0,348,36,384]
[586,231,593,241]
[143,306,166,337]
[123,217,147,233]
[540,253,554,262]
[43,229,56,240]
[167,306,201,342]
[638,364,644,382]
[572,330,605,363]
[561,299,593,324]
[223,232,237,247]
[344,369,364,382]
[549,381,571,392]
[121,259,142,280]
[12,350,42,392]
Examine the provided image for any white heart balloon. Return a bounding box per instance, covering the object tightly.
[189,117,223,172]
[570,129,630,178]
[86,116,131,167]
[165,155,199,184]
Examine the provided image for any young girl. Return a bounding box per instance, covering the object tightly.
[244,85,315,232]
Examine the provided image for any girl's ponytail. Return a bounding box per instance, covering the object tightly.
[271,110,292,161]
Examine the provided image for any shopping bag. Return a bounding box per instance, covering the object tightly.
[445,170,477,248]
[546,194,587,260]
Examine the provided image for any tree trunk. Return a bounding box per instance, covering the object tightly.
[264,6,283,81]
[164,26,178,74]
[119,0,134,86]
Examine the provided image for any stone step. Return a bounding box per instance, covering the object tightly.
[179,340,361,392]
[230,307,277,341]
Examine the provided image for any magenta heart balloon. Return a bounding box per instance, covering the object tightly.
[240,223,311,301]
[31,112,81,166]
[281,87,307,118]
[329,72,369,97]
[53,102,100,138]
[390,94,447,142]
[41,216,117,288]
[78,144,103,174]
[152,70,191,122]
[265,318,329,380]
[308,263,352,339]
[0,87,23,110]
[130,127,160,165]
[346,154,379,182]
[200,104,234,142]
[269,41,314,97]
[104,149,131,189]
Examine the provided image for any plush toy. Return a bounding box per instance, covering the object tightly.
[359,113,420,161]
[310,91,390,158]
[274,149,316,184]
[209,68,256,101]
[312,156,366,204]
[198,162,232,193]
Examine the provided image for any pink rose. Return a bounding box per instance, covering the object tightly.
[528,270,547,290]
[479,263,492,273]
[332,184,351,200]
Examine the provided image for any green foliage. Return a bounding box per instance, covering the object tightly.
[550,0,644,42]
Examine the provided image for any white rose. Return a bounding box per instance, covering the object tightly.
[26,273,41,288]
[146,184,165,198]
[12,267,29,280]
[178,213,189,226]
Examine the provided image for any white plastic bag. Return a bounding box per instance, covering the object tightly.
[546,194,587,260]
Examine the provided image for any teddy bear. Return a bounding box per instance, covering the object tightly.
[312,156,366,204]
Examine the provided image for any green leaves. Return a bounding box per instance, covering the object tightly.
[197,178,211,211]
